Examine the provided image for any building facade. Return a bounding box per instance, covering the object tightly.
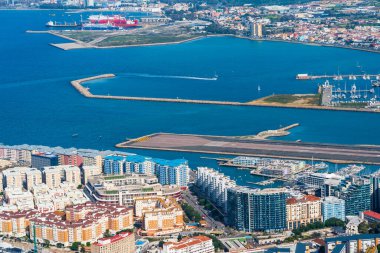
[134,197,184,236]
[91,232,136,253]
[322,196,345,222]
[227,186,287,232]
[162,235,215,253]
[286,195,322,230]
[196,167,236,213]
[31,153,58,169]
[29,202,133,246]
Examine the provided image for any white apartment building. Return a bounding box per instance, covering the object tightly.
[25,168,42,190]
[82,166,102,184]
[196,167,236,212]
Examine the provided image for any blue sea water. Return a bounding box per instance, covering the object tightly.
[1,10,380,185]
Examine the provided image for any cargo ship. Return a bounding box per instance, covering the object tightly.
[82,15,138,30]
[46,21,81,28]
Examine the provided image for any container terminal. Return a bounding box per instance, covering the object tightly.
[116,133,380,165]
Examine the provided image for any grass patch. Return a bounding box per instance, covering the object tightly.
[96,34,198,47]
[104,175,126,180]
[262,94,321,105]
[337,102,367,108]
[59,31,107,42]
[105,190,118,194]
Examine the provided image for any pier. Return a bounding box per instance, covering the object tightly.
[116,133,380,165]
[296,73,380,80]
[70,74,380,113]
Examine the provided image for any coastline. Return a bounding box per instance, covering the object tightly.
[71,74,380,114]
[31,29,380,54]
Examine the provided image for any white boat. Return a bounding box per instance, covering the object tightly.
[314,162,328,169]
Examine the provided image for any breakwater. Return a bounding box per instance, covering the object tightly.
[71,74,380,113]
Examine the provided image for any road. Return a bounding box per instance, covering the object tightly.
[182,189,225,230]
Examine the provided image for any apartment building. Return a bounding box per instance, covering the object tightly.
[162,235,215,253]
[286,195,322,230]
[91,232,136,253]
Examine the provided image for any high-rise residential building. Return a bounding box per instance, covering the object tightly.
[227,186,287,232]
[91,232,136,253]
[25,168,42,190]
[0,147,31,164]
[62,165,81,187]
[338,177,371,216]
[154,158,190,187]
[370,175,380,212]
[250,22,263,37]
[31,153,58,169]
[42,166,62,189]
[196,167,236,212]
[104,155,126,175]
[162,235,215,253]
[125,155,155,175]
[2,167,27,189]
[322,196,345,222]
[286,195,322,230]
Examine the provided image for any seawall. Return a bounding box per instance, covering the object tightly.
[71,74,380,114]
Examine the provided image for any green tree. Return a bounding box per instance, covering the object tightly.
[324,217,345,227]
[86,242,91,247]
[103,229,112,238]
[70,242,81,251]
[358,222,369,234]
[158,241,165,248]
[56,243,64,248]
[43,239,50,248]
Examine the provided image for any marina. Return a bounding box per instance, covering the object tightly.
[117,133,380,165]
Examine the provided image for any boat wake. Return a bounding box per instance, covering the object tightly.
[121,73,218,81]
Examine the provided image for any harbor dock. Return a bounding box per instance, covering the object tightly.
[116,133,380,165]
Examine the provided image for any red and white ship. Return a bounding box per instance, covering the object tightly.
[87,14,138,28]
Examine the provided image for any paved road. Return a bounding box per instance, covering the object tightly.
[182,189,225,230]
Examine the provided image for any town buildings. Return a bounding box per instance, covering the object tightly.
[162,235,215,253]
[322,196,345,222]
[286,195,322,230]
[30,202,133,246]
[227,186,287,232]
[91,232,136,253]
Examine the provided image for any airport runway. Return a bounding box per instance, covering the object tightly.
[117,133,380,164]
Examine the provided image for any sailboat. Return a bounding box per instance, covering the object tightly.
[258,85,261,92]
